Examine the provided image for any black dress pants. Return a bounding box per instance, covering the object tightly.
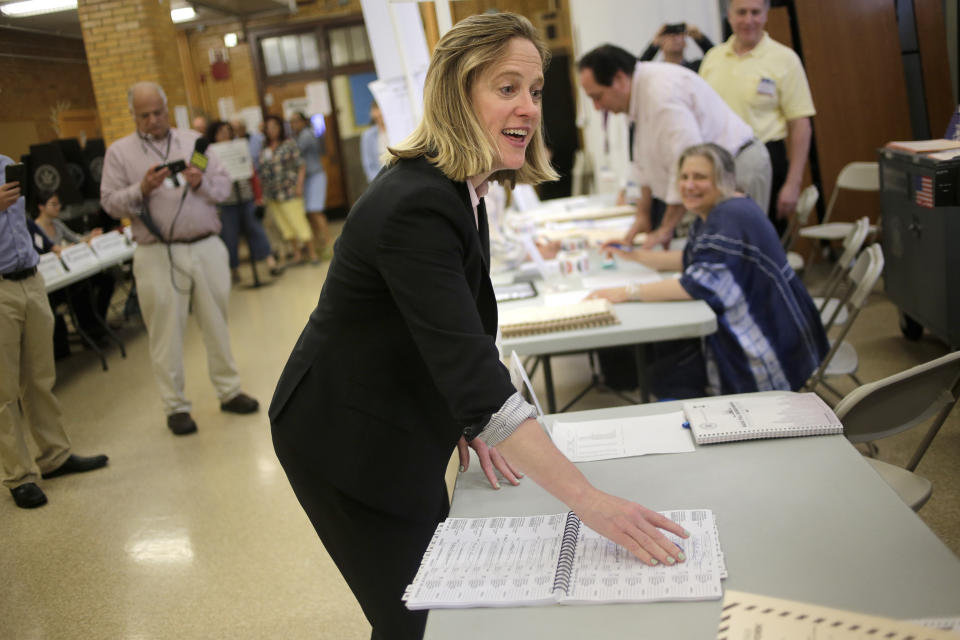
[765,139,789,237]
[274,442,449,640]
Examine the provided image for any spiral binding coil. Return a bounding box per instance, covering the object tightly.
[551,511,582,595]
[500,312,619,338]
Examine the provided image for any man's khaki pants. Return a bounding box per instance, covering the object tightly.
[734,138,773,214]
[0,273,71,489]
[133,236,242,416]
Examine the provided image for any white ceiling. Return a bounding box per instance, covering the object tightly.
[0,0,294,39]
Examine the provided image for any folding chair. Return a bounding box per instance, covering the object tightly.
[805,245,885,400]
[834,350,960,511]
[799,162,879,270]
[812,217,870,329]
[781,184,818,273]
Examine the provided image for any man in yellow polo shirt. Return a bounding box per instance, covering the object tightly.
[699,0,815,235]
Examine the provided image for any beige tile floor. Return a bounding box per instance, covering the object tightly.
[1,223,957,639]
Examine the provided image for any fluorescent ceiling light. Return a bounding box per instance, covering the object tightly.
[170,6,196,23]
[0,0,77,17]
[224,32,238,47]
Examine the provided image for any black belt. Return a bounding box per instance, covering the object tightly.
[173,233,214,244]
[736,138,758,156]
[0,266,38,281]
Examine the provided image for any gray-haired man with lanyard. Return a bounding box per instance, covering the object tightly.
[101,82,259,436]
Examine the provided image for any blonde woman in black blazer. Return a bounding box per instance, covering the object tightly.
[269,13,688,639]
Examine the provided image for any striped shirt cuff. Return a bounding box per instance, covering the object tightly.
[476,391,539,447]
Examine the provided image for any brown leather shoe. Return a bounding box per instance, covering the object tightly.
[11,483,47,508]
[220,392,259,414]
[167,412,198,435]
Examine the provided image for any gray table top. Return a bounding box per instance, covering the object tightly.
[424,396,960,638]
[500,298,717,356]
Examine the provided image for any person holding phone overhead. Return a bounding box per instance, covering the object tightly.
[100,82,260,437]
[1,154,108,509]
[269,14,688,640]
[639,22,713,71]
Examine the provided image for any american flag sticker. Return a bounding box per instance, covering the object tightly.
[915,174,934,208]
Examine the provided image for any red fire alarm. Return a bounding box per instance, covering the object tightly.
[211,59,230,80]
[209,48,230,81]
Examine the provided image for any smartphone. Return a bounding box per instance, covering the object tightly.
[161,159,187,174]
[4,162,25,187]
[663,22,686,35]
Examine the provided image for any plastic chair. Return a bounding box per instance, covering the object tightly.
[781,185,819,273]
[834,350,960,511]
[812,217,870,329]
[799,162,879,269]
[805,245,884,400]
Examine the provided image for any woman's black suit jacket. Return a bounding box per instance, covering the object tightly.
[269,156,517,519]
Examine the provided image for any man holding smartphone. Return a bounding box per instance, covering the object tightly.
[1,154,108,509]
[639,22,714,72]
[100,82,259,436]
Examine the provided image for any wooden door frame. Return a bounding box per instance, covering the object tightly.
[248,14,375,210]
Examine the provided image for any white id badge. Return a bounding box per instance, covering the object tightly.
[756,77,776,96]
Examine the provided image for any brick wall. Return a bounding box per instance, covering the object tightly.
[77,0,188,145]
[0,30,97,158]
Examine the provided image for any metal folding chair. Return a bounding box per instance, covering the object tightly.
[834,350,960,510]
[805,245,884,400]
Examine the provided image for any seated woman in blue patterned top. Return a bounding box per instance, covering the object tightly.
[588,143,828,397]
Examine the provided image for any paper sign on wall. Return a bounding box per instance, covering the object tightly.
[239,106,263,133]
[282,97,309,121]
[306,82,332,116]
[217,96,236,121]
[174,105,190,131]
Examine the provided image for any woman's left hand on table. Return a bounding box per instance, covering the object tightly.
[586,286,630,304]
[457,436,523,490]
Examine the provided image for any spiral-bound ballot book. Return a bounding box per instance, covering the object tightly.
[403,509,724,610]
[498,299,619,338]
[683,393,843,445]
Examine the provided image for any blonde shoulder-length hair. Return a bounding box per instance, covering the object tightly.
[387,12,558,187]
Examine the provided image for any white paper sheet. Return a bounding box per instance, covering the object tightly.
[305,81,332,116]
[550,411,694,462]
[928,149,960,161]
[238,106,263,134]
[541,290,590,307]
[908,617,960,632]
[509,351,542,416]
[208,139,254,181]
[217,96,235,121]
[581,271,662,289]
[59,242,99,272]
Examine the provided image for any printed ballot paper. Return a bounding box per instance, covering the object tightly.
[550,412,694,462]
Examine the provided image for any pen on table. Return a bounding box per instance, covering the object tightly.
[606,242,633,252]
